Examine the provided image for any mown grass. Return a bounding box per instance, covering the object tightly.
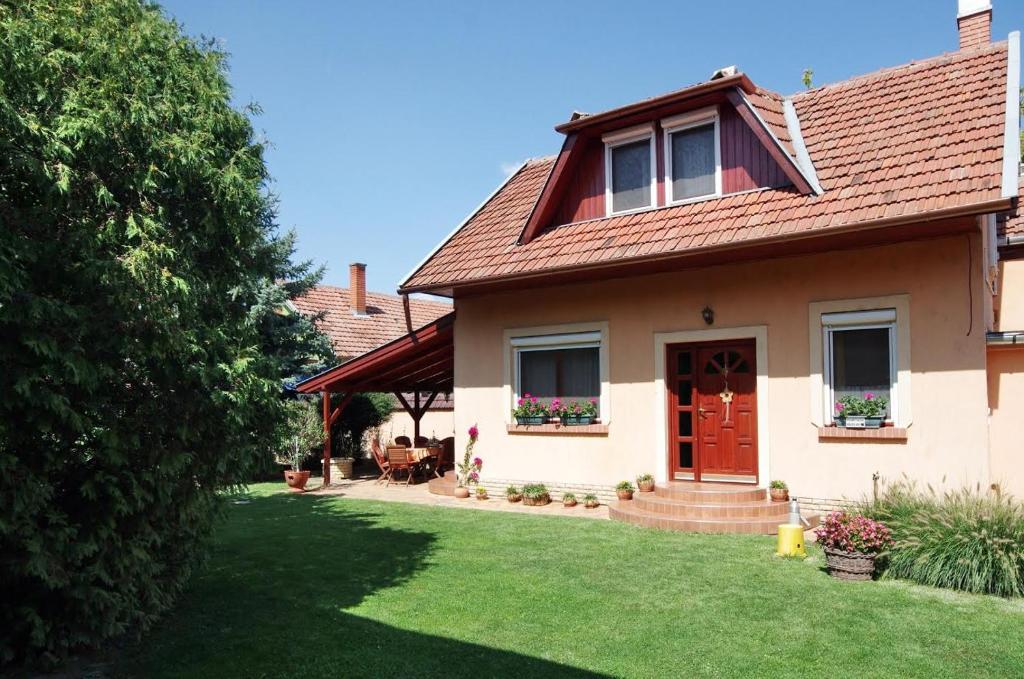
[113,483,1024,678]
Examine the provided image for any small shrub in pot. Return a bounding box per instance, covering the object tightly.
[615,480,635,501]
[636,473,655,492]
[769,479,789,502]
[584,493,600,509]
[522,483,551,506]
[563,492,577,508]
[475,486,489,500]
[505,485,522,503]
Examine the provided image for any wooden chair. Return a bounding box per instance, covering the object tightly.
[386,446,420,486]
[394,435,412,448]
[371,438,390,484]
[435,437,455,476]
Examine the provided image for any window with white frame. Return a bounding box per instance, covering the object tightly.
[512,332,602,416]
[604,125,655,215]
[663,109,721,203]
[822,309,897,424]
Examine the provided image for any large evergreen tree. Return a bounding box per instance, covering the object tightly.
[0,0,328,665]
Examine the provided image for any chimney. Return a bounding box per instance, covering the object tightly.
[957,0,992,50]
[349,262,366,316]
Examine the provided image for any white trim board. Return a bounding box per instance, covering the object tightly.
[1002,31,1021,199]
[782,98,823,195]
[652,325,770,486]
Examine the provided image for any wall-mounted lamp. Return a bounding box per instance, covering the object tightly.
[701,305,715,325]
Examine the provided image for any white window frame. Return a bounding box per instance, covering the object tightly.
[662,107,722,205]
[603,123,656,217]
[821,309,898,426]
[510,330,606,420]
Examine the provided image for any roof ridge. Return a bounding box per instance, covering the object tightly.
[791,40,1007,100]
[299,284,451,307]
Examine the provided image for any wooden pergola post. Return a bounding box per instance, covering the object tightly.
[322,390,355,488]
[394,390,441,443]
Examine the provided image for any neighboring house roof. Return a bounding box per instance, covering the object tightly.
[999,179,1024,240]
[393,392,455,410]
[401,41,1015,294]
[290,285,451,360]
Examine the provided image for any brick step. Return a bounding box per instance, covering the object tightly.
[632,495,791,518]
[610,503,819,535]
[653,482,767,504]
[427,472,455,497]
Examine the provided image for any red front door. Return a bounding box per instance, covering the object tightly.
[668,341,758,483]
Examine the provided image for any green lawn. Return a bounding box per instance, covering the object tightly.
[114,483,1024,678]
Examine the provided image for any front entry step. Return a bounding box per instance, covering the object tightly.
[610,482,819,535]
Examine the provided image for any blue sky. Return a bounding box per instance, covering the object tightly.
[160,1,1024,294]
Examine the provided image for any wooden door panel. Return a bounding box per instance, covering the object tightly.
[695,343,758,482]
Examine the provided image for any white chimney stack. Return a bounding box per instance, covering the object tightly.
[957,0,993,50]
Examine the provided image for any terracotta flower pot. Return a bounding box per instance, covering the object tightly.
[584,499,600,509]
[453,486,470,499]
[616,489,634,501]
[563,499,577,508]
[476,493,488,501]
[638,480,655,492]
[823,547,879,581]
[283,470,310,492]
[522,494,550,506]
[770,488,789,502]
[507,494,523,503]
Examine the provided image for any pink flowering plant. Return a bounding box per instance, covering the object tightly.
[456,425,482,488]
[814,511,893,555]
[551,398,598,419]
[835,393,888,419]
[512,393,550,420]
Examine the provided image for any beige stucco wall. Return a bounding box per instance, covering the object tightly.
[987,348,1024,498]
[383,409,455,443]
[996,258,1024,330]
[453,234,991,504]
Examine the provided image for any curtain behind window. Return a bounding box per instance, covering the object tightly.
[611,139,651,212]
[519,347,600,413]
[670,123,716,200]
[832,327,891,414]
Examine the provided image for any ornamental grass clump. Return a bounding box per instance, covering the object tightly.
[862,480,1024,597]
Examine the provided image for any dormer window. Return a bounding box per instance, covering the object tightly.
[663,108,721,203]
[603,124,655,215]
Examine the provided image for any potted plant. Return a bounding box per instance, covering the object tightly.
[584,493,600,509]
[814,511,893,581]
[522,483,551,506]
[454,425,481,499]
[513,394,550,425]
[636,473,655,493]
[283,445,311,492]
[476,485,489,500]
[769,480,789,502]
[551,397,598,425]
[833,393,888,429]
[506,485,523,503]
[615,480,635,501]
[562,492,577,508]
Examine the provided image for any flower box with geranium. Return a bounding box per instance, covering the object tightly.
[513,393,550,425]
[834,393,888,429]
[551,397,598,425]
[814,511,893,581]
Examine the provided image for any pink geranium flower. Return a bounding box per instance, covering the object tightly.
[473,457,482,468]
[468,424,479,440]
[865,392,875,400]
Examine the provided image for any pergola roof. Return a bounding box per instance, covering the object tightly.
[295,312,454,395]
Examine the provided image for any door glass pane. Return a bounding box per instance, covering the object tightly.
[677,351,692,375]
[611,139,652,212]
[519,346,601,414]
[670,123,716,200]
[678,442,693,468]
[678,411,693,437]
[831,327,891,415]
[677,380,692,406]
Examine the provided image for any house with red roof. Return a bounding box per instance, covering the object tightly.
[291,263,454,440]
[301,1,1024,528]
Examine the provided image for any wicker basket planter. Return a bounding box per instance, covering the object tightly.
[522,493,551,506]
[823,547,878,581]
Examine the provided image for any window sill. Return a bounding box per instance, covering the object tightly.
[818,426,907,442]
[507,423,609,435]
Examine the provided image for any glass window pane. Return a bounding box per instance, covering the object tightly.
[519,346,600,414]
[831,327,892,414]
[671,123,716,200]
[678,411,692,437]
[677,380,692,406]
[611,139,652,212]
[676,351,692,375]
[678,442,693,468]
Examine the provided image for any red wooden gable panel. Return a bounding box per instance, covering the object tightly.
[552,106,790,228]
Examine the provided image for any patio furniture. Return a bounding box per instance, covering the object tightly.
[394,435,412,448]
[371,438,390,484]
[414,435,430,447]
[386,446,421,486]
[437,437,455,475]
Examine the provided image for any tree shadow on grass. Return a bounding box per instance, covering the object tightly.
[115,490,606,678]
